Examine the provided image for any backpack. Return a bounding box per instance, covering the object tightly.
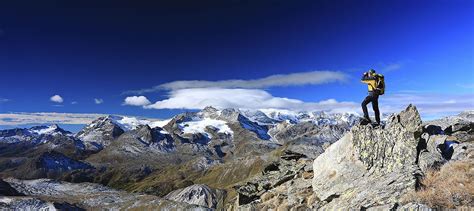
[376,74,385,95]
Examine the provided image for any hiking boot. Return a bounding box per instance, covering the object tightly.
[372,122,384,129]
[359,117,372,126]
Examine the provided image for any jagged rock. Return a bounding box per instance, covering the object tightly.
[350,104,422,174]
[164,184,226,209]
[418,150,446,173]
[312,105,423,209]
[396,104,423,132]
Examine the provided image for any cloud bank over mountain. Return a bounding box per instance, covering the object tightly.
[125,71,348,94]
[0,112,104,125]
[141,88,358,112]
[123,69,474,118]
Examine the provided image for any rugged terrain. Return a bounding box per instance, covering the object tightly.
[0,106,472,210]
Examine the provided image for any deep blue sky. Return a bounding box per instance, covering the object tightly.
[0,0,473,120]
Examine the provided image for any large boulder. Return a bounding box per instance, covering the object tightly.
[418,150,445,173]
[312,104,423,209]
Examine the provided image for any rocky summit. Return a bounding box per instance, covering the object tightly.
[310,105,473,209]
[312,104,423,209]
[0,105,472,210]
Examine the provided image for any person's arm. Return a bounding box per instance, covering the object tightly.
[361,72,376,83]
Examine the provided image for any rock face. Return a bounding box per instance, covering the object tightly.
[312,104,423,209]
[164,184,226,209]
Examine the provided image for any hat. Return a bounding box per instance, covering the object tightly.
[368,69,376,74]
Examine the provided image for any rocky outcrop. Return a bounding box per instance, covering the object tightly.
[164,184,226,209]
[312,104,424,209]
[419,116,474,172]
[231,150,316,210]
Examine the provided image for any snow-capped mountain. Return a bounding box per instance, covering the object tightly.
[2,106,471,210]
[108,115,170,131]
[0,124,72,144]
[75,116,126,151]
[255,108,360,126]
[0,106,364,206]
[30,124,72,136]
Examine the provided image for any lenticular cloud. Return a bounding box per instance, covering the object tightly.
[143,88,358,112]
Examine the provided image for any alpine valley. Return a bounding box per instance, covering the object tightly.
[0,105,472,210]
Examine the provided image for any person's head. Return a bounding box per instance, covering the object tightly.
[368,69,376,76]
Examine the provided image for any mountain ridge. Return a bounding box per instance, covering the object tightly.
[0,105,472,210]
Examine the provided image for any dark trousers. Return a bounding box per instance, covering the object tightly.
[361,92,380,124]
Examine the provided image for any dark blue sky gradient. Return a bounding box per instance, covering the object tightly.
[0,0,473,118]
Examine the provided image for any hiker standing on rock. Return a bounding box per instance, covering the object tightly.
[361,69,385,126]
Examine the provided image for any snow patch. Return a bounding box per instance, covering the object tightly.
[31,125,58,135]
[179,118,233,137]
[109,116,170,131]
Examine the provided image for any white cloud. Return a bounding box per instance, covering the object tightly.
[143,88,358,112]
[50,95,64,103]
[125,70,348,94]
[123,96,151,106]
[138,88,474,120]
[71,101,78,105]
[0,112,104,126]
[94,98,104,104]
[0,98,9,103]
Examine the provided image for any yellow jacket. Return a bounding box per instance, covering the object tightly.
[361,75,378,92]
